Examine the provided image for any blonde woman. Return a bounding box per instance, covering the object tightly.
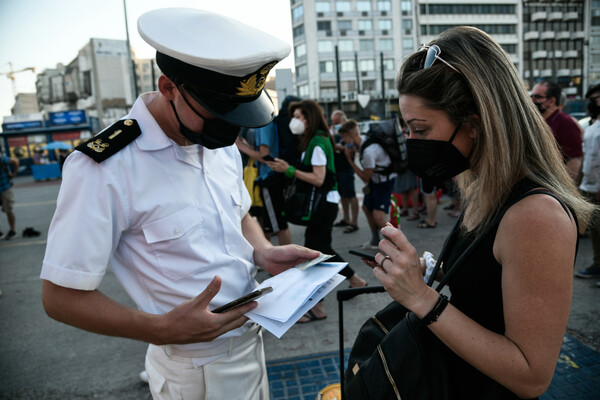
[369,27,594,398]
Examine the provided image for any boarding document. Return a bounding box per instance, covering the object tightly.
[245,260,347,338]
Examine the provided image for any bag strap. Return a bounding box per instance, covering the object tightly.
[427,188,577,292]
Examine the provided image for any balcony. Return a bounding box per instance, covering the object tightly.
[548,12,563,21]
[563,87,577,95]
[557,69,571,77]
[564,50,579,58]
[564,12,579,21]
[556,31,571,40]
[540,31,556,40]
[571,31,586,39]
[572,68,582,76]
[532,50,548,59]
[553,50,563,58]
[524,31,540,41]
[541,69,553,77]
[532,11,547,22]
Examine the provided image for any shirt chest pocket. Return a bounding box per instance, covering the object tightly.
[142,206,207,280]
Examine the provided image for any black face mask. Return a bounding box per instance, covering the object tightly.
[406,125,470,186]
[169,88,240,149]
[534,101,547,115]
[588,101,600,118]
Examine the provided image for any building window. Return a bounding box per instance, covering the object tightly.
[377,1,392,12]
[401,0,412,15]
[297,64,308,78]
[360,59,375,71]
[402,19,413,32]
[292,5,304,20]
[383,59,395,71]
[357,1,371,12]
[501,43,516,54]
[379,19,392,31]
[293,24,305,37]
[342,81,356,92]
[341,60,355,72]
[336,1,351,12]
[295,43,306,58]
[318,40,334,52]
[359,39,375,51]
[315,1,331,12]
[298,84,309,97]
[338,20,352,31]
[318,21,332,31]
[379,38,393,51]
[403,38,414,50]
[320,60,335,73]
[358,19,373,31]
[363,80,376,91]
[338,39,354,52]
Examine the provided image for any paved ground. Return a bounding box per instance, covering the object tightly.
[0,175,598,399]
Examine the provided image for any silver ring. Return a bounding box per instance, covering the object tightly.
[381,256,392,268]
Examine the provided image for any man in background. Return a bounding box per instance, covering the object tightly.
[531,80,583,182]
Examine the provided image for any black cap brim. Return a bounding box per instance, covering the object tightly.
[184,86,275,128]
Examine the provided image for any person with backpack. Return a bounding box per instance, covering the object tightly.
[338,119,397,249]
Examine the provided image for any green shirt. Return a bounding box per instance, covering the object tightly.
[303,130,337,191]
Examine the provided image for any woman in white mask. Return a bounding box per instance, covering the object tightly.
[268,100,367,322]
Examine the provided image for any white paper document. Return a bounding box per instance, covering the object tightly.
[245,262,347,338]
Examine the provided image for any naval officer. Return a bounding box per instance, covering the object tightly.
[41,8,319,399]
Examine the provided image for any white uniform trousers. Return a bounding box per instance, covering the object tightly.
[145,331,269,400]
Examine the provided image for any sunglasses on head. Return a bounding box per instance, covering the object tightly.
[420,44,459,73]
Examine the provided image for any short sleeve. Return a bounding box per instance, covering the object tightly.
[40,153,128,290]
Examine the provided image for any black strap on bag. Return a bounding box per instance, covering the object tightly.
[341,187,578,400]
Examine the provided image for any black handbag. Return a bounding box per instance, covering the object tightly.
[343,188,560,400]
[282,166,335,226]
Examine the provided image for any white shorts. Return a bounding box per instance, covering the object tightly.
[145,331,269,400]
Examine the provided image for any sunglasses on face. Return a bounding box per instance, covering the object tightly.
[420,44,459,73]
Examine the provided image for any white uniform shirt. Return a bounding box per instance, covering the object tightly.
[41,93,256,354]
[580,120,600,193]
[359,135,397,184]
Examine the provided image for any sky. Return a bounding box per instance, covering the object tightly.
[0,0,295,121]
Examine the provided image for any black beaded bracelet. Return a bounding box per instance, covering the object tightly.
[421,294,449,325]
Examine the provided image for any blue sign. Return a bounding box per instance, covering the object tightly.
[49,110,87,126]
[2,120,44,131]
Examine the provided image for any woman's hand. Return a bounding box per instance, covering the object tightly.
[266,158,289,173]
[373,224,435,314]
[344,147,355,161]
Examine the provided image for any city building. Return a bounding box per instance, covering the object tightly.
[36,38,135,128]
[135,58,160,95]
[11,93,39,115]
[522,0,586,97]
[290,0,592,120]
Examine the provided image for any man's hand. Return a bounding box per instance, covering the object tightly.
[253,245,320,276]
[160,276,256,344]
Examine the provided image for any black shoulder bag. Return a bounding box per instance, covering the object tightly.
[344,189,571,400]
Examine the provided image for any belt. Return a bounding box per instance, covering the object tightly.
[162,324,261,359]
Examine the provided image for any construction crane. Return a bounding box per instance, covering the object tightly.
[0,62,36,97]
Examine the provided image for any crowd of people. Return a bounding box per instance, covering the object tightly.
[27,6,598,400]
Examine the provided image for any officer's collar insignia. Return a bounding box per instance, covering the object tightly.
[76,119,141,163]
[236,62,277,97]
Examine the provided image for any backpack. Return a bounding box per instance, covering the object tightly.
[360,118,408,175]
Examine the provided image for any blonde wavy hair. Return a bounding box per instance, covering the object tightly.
[397,26,593,233]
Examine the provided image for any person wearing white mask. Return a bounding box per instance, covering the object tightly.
[268,100,367,322]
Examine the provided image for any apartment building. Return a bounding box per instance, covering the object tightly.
[291,0,522,118]
[522,0,586,97]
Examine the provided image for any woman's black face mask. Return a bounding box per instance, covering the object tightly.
[169,87,240,149]
[406,124,470,186]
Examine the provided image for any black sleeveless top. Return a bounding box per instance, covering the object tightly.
[439,179,577,399]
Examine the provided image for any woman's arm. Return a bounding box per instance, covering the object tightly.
[235,138,270,163]
[374,194,576,398]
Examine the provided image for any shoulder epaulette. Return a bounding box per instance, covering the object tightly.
[76,119,141,163]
